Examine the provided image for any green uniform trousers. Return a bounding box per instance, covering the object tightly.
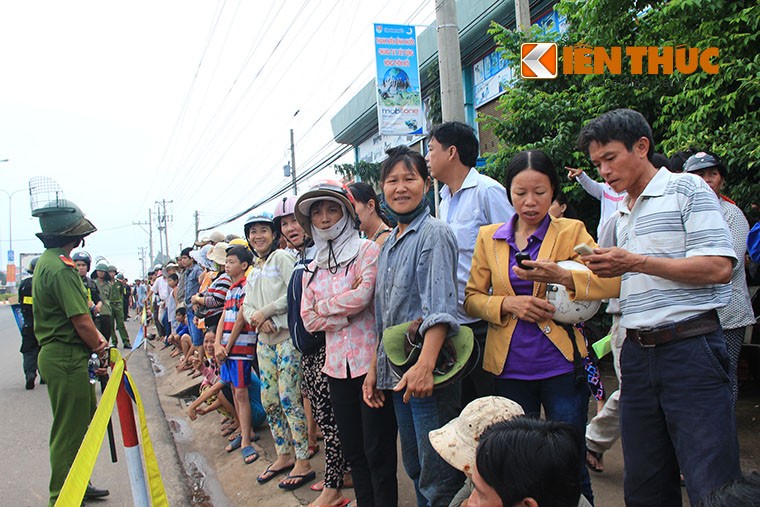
[110,304,130,346]
[38,341,96,507]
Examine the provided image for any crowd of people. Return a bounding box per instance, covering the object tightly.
[24,110,760,507]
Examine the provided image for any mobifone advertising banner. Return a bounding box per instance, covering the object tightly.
[374,23,424,136]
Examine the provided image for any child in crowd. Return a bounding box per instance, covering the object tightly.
[164,273,180,343]
[188,329,235,423]
[172,307,194,372]
[189,328,266,451]
[214,245,260,464]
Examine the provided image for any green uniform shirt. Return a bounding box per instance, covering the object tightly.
[110,279,124,309]
[32,248,90,346]
[94,279,113,315]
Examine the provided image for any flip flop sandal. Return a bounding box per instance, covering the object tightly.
[226,434,242,452]
[586,450,604,473]
[278,470,316,491]
[257,464,295,484]
[310,480,324,492]
[221,426,237,437]
[307,444,320,459]
[308,498,351,507]
[241,446,259,464]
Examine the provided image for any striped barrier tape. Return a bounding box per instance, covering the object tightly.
[55,348,168,506]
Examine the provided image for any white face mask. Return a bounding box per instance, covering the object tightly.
[311,213,349,242]
[309,204,361,270]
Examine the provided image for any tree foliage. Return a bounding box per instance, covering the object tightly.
[481,0,760,233]
[334,160,382,187]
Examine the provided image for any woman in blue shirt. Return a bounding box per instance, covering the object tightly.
[364,145,463,507]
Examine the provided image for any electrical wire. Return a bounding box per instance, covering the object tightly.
[132,0,227,218]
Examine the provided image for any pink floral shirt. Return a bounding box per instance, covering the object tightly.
[301,240,379,379]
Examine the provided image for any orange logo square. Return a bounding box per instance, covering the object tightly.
[521,43,558,79]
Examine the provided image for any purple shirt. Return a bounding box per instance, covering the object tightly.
[493,214,573,380]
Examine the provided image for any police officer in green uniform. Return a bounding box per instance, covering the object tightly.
[18,257,41,390]
[92,262,114,344]
[31,198,110,506]
[73,251,103,323]
[108,265,131,348]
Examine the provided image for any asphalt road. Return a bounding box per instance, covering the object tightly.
[0,305,189,507]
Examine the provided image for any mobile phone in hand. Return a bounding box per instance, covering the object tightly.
[515,252,533,270]
[573,243,595,256]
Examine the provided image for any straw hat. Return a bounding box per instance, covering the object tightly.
[206,242,229,265]
[429,396,524,474]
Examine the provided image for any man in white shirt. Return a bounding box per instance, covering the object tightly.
[579,108,740,507]
[426,121,514,403]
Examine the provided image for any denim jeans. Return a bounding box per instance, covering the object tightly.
[393,381,463,507]
[494,371,593,504]
[620,329,741,506]
[186,308,204,346]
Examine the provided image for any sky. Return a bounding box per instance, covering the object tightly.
[0,0,438,281]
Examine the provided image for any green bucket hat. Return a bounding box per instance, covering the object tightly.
[382,320,478,389]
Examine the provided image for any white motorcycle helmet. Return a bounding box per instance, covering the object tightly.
[546,260,602,324]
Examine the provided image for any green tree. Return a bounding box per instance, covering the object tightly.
[334,161,382,187]
[481,0,760,233]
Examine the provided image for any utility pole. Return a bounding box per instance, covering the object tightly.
[148,209,153,264]
[137,247,147,276]
[133,212,153,267]
[435,0,465,123]
[290,129,297,195]
[155,200,173,260]
[194,210,200,242]
[515,0,531,34]
[155,205,165,260]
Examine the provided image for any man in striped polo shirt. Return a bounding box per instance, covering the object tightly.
[578,109,740,507]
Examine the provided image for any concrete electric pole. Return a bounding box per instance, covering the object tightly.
[194,210,200,242]
[515,0,531,34]
[435,0,465,123]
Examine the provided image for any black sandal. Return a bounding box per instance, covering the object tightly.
[586,450,604,473]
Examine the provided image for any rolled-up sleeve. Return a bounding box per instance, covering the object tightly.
[417,225,460,337]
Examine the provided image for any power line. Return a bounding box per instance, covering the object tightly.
[133,0,227,219]
[199,142,351,231]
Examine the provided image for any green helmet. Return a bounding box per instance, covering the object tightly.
[33,199,96,240]
[108,265,117,272]
[94,262,109,272]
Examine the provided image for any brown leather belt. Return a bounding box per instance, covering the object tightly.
[626,310,719,347]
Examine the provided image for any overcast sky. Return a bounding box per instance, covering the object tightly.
[0,0,437,280]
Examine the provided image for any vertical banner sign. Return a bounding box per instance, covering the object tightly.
[374,23,424,136]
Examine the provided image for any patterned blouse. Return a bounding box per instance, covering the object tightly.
[301,240,380,379]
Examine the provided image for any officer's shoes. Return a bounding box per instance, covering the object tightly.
[84,483,110,499]
[25,373,35,390]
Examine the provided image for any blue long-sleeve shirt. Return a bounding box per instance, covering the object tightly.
[374,210,460,390]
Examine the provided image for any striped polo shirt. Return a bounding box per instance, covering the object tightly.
[221,276,257,359]
[616,169,736,330]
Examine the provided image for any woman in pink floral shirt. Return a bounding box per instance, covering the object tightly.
[297,181,398,507]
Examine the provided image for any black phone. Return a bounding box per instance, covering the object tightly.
[515,252,533,270]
